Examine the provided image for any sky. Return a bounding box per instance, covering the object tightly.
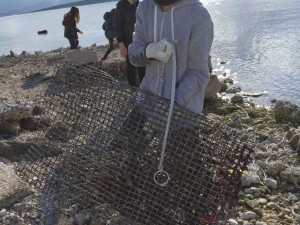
[0,0,80,16]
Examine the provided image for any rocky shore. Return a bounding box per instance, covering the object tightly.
[1,44,300,225]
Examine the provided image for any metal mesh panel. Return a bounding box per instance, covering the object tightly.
[16,63,254,225]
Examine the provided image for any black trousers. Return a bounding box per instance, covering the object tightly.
[102,38,114,60]
[124,39,145,87]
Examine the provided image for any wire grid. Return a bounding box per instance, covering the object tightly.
[16,63,254,225]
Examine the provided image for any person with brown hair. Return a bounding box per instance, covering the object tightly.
[62,6,83,50]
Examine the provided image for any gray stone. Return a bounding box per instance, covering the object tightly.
[226,87,241,94]
[231,94,244,103]
[267,195,278,202]
[286,129,300,153]
[264,178,277,189]
[75,210,91,225]
[241,172,261,187]
[228,119,242,129]
[228,218,238,225]
[0,208,6,217]
[46,54,65,65]
[245,199,260,209]
[256,222,267,225]
[266,202,281,211]
[295,215,300,224]
[266,162,288,177]
[0,163,32,209]
[274,100,300,123]
[0,102,32,121]
[258,198,268,205]
[280,166,300,183]
[13,202,26,212]
[240,211,257,220]
[287,193,298,202]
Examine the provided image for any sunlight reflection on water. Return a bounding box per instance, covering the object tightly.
[206,0,300,107]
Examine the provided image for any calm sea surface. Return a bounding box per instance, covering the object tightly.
[1,0,299,107]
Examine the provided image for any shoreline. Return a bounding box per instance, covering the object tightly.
[3,45,298,109]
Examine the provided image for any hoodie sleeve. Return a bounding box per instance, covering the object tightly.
[128,3,149,67]
[175,15,214,106]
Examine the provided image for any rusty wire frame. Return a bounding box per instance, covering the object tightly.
[16,62,254,225]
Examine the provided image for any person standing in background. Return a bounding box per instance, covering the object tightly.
[114,0,145,87]
[101,8,116,61]
[62,6,83,50]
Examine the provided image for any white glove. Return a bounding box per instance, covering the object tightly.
[145,39,173,63]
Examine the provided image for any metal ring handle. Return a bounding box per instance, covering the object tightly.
[154,170,170,187]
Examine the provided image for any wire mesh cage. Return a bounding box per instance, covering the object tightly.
[16,62,254,225]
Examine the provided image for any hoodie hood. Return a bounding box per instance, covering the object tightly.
[103,11,113,20]
[152,0,202,9]
[154,0,179,6]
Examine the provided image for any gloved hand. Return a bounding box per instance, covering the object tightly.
[145,38,173,63]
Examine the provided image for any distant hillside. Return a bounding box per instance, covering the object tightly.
[32,0,115,13]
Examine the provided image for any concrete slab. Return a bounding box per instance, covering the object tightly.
[64,50,98,65]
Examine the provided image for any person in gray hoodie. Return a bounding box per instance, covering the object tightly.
[128,0,213,114]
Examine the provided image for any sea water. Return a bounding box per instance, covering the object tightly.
[0,0,299,107]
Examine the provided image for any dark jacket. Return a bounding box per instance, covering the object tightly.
[103,11,115,40]
[114,0,139,45]
[63,12,81,39]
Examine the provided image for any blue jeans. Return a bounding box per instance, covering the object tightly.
[68,38,79,50]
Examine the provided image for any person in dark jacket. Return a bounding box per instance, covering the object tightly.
[114,0,145,87]
[63,6,83,50]
[101,8,116,61]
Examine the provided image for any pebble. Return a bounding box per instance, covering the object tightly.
[240,211,257,220]
[0,209,6,217]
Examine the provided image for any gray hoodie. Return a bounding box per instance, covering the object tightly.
[128,0,213,114]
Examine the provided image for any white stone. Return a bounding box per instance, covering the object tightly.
[240,211,257,220]
[256,222,267,225]
[228,218,238,225]
[0,208,6,217]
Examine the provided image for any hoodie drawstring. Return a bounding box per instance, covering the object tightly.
[154,6,177,187]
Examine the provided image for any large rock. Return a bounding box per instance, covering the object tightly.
[0,102,33,135]
[205,75,222,98]
[0,163,32,209]
[280,166,300,183]
[0,140,32,161]
[0,102,32,121]
[286,129,300,155]
[273,100,300,123]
